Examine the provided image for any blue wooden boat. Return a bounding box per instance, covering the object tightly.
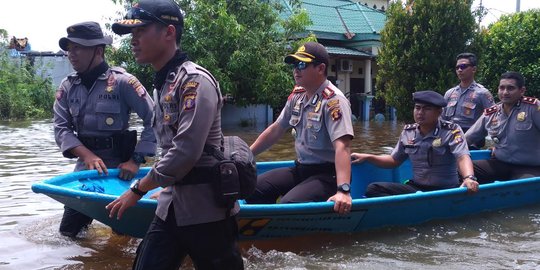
[31,150,540,240]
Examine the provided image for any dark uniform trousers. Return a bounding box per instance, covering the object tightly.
[365,180,459,198]
[246,161,337,204]
[474,158,540,184]
[133,205,244,270]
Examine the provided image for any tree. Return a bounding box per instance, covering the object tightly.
[0,29,55,120]
[107,0,310,110]
[376,0,476,120]
[477,9,540,98]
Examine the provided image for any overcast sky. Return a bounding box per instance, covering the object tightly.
[1,0,539,52]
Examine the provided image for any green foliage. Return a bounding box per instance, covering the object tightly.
[477,9,540,98]
[0,44,55,120]
[376,0,476,120]
[107,0,310,110]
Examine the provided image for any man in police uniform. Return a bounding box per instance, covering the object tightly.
[54,21,156,237]
[106,0,244,269]
[245,42,354,215]
[442,53,494,148]
[465,72,540,184]
[351,91,479,197]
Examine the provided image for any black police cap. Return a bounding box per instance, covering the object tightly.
[413,90,447,107]
[112,0,184,36]
[58,22,112,51]
[284,42,329,67]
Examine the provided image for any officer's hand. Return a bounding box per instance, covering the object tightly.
[327,192,352,215]
[118,159,140,180]
[460,179,479,193]
[106,190,141,220]
[351,153,369,164]
[83,154,108,176]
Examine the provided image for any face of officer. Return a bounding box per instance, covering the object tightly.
[455,58,476,83]
[413,103,442,127]
[498,78,525,107]
[67,42,103,73]
[130,23,177,69]
[292,61,327,91]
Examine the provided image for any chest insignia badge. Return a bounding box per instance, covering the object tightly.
[432,138,442,147]
[517,111,526,121]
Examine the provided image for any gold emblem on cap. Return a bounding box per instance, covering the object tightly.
[298,45,306,52]
[432,138,442,147]
[105,117,114,126]
[517,111,526,121]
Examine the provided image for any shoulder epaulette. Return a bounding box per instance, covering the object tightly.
[322,87,335,99]
[403,123,418,130]
[522,96,538,105]
[288,86,305,100]
[484,105,499,115]
[110,66,126,73]
[440,120,457,130]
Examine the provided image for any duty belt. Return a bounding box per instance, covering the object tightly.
[78,136,116,150]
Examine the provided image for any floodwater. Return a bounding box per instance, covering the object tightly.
[1,119,539,270]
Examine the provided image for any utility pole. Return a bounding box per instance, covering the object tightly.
[516,0,521,12]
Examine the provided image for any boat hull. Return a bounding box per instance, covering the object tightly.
[32,150,540,239]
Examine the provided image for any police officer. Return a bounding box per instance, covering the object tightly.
[54,21,156,238]
[106,0,244,269]
[442,53,494,148]
[352,91,479,197]
[465,72,540,184]
[245,42,354,215]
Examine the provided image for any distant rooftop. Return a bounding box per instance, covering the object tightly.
[276,0,386,43]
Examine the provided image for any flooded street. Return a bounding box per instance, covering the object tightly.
[1,119,539,269]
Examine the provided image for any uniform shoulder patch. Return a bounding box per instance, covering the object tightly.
[181,81,200,92]
[322,87,335,99]
[404,123,418,130]
[522,96,538,105]
[128,76,147,97]
[484,105,499,116]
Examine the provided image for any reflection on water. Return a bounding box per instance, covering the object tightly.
[1,119,539,269]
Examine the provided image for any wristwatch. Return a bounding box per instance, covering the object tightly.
[337,183,351,194]
[131,152,146,164]
[462,175,478,182]
[130,179,147,197]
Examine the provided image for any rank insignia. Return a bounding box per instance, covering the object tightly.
[307,112,321,122]
[183,93,196,111]
[517,111,526,121]
[106,74,115,93]
[314,100,322,113]
[432,138,442,147]
[331,108,342,121]
[322,87,335,99]
[105,117,114,126]
[484,105,498,115]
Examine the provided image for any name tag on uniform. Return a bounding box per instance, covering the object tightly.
[307,112,321,122]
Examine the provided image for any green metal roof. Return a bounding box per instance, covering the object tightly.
[326,46,374,58]
[276,0,386,42]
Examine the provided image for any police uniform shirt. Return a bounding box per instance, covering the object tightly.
[147,60,239,226]
[465,97,540,166]
[53,66,156,168]
[276,80,354,164]
[391,120,469,187]
[442,81,494,129]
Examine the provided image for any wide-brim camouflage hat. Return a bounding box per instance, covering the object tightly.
[59,21,112,51]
